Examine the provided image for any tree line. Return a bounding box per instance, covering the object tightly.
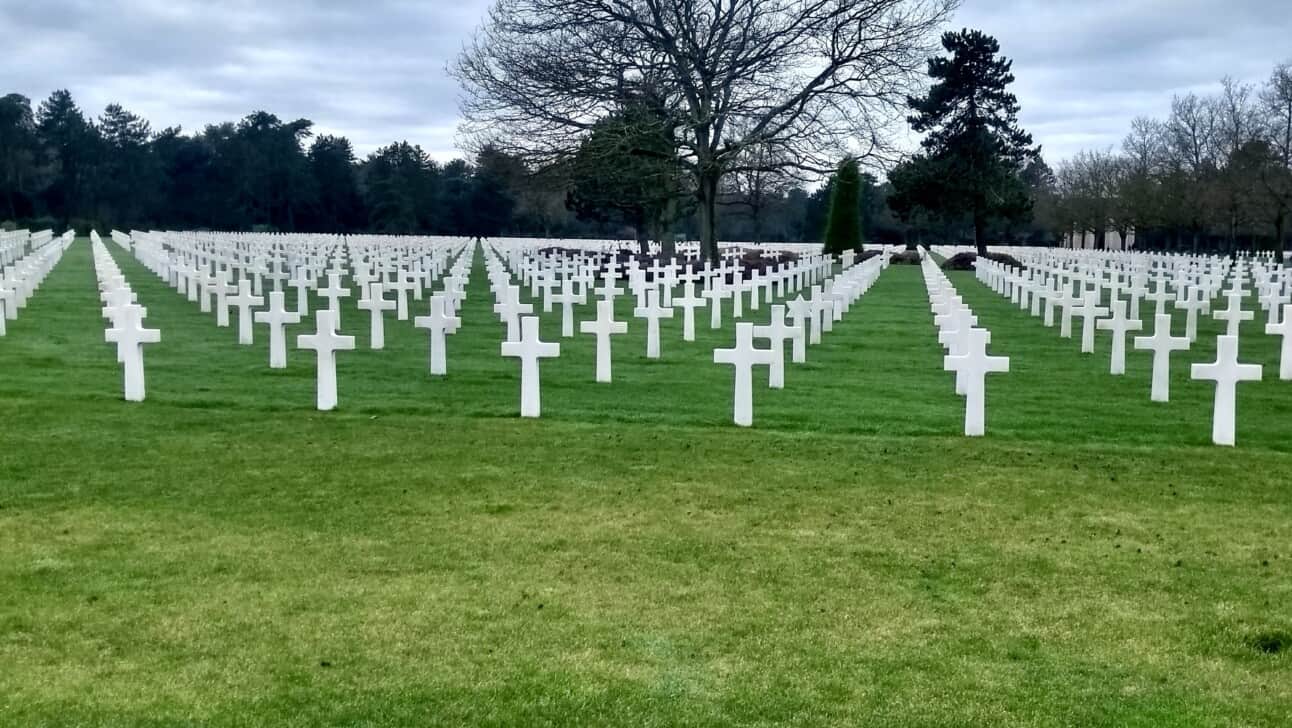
[0,88,878,244]
[1048,63,1292,252]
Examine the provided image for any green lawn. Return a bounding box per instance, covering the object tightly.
[1,240,1289,726]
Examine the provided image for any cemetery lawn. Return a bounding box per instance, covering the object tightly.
[2,241,1291,727]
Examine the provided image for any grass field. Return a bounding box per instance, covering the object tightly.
[1,240,1289,726]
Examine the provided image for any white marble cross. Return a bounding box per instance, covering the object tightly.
[254,291,301,368]
[1096,298,1142,375]
[550,278,584,338]
[673,280,706,342]
[388,273,413,321]
[104,304,160,402]
[318,273,351,329]
[1132,313,1190,402]
[1174,286,1206,342]
[1191,334,1262,446]
[290,268,313,316]
[1145,279,1172,317]
[357,282,398,350]
[493,284,532,343]
[1074,291,1109,354]
[1213,291,1253,337]
[413,294,461,376]
[1265,303,1292,380]
[213,274,235,328]
[297,308,356,411]
[713,322,775,427]
[579,298,627,383]
[702,281,728,329]
[633,289,674,359]
[501,315,560,417]
[229,279,264,346]
[752,304,799,389]
[1054,287,1078,338]
[943,327,1009,437]
[785,295,811,363]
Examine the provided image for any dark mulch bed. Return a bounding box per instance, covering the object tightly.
[535,246,801,281]
[939,251,1026,271]
[888,251,922,265]
[941,252,978,271]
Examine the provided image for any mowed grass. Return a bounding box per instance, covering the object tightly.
[0,240,1289,726]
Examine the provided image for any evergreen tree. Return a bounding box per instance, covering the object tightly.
[308,135,366,232]
[566,100,683,254]
[889,29,1038,254]
[98,103,157,229]
[362,141,435,234]
[823,158,862,254]
[36,89,99,226]
[0,94,40,221]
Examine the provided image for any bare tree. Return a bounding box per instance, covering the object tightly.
[1211,78,1266,249]
[453,0,955,259]
[1163,93,1219,248]
[1261,62,1292,250]
[722,139,799,245]
[1057,149,1120,248]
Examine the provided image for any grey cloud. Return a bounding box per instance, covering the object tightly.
[956,0,1292,162]
[2,0,1288,165]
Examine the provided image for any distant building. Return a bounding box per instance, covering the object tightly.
[1063,229,1135,250]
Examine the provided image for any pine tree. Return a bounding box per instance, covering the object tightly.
[823,158,862,255]
[889,29,1038,254]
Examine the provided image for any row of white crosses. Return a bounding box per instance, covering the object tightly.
[0,230,73,337]
[713,253,888,426]
[94,240,160,401]
[127,231,474,410]
[0,228,37,266]
[968,247,1286,446]
[477,240,893,421]
[922,251,1010,436]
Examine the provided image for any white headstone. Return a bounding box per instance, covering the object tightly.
[942,328,1009,437]
[357,282,397,350]
[104,305,160,402]
[1074,291,1109,354]
[1190,334,1262,446]
[713,322,775,427]
[413,294,461,376]
[579,298,627,383]
[501,315,560,417]
[1132,313,1190,402]
[752,305,798,389]
[633,289,674,359]
[229,279,264,346]
[254,291,302,368]
[297,309,356,411]
[1095,298,1142,375]
[1266,303,1292,380]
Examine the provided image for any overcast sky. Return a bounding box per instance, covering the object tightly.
[2,0,1289,165]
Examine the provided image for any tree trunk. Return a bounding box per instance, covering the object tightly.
[634,224,649,257]
[658,197,677,259]
[973,209,987,256]
[1276,210,1287,253]
[697,171,721,261]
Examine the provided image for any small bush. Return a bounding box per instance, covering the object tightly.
[26,216,58,233]
[1250,630,1289,655]
[982,252,1025,270]
[68,218,97,237]
[940,251,1025,271]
